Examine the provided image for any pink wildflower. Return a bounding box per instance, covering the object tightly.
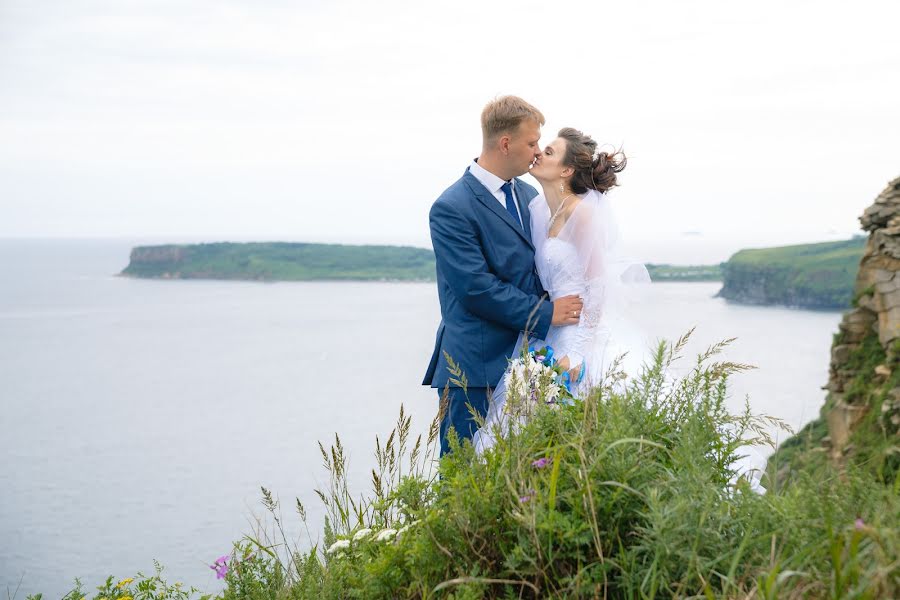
[531,457,550,469]
[210,555,228,579]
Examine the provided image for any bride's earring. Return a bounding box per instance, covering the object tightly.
[559,181,564,194]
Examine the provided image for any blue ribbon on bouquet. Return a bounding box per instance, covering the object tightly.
[559,361,586,394]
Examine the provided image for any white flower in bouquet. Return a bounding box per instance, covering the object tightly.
[352,528,373,541]
[503,345,576,413]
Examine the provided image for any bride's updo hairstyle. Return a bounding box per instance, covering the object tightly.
[558,127,626,194]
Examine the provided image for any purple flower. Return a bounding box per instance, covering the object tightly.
[855,517,865,530]
[532,457,550,469]
[535,354,546,363]
[519,488,536,503]
[210,555,228,580]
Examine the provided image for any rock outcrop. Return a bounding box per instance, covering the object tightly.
[823,175,900,463]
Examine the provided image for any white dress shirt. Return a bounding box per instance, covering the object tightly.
[470,159,522,228]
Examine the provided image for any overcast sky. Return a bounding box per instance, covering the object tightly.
[1,0,898,250]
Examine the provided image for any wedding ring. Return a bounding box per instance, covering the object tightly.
[572,310,577,316]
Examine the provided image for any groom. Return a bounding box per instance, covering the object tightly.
[423,96,584,456]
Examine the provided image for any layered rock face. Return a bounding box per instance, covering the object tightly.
[825,176,900,459]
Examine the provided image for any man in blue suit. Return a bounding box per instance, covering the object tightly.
[423,96,584,456]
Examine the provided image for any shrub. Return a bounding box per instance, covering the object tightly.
[240,330,898,598]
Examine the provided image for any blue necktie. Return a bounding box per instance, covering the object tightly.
[500,182,522,230]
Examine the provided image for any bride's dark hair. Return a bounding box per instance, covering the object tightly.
[558,127,626,194]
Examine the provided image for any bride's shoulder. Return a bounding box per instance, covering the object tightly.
[573,190,607,216]
[528,193,546,211]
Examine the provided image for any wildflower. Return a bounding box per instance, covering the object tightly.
[855,517,865,530]
[352,528,373,541]
[375,528,397,542]
[116,578,133,589]
[120,597,132,600]
[519,489,536,503]
[532,457,550,469]
[327,539,350,554]
[210,555,228,580]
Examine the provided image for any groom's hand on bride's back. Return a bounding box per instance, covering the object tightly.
[551,295,584,326]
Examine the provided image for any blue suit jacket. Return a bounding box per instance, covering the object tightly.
[423,167,554,389]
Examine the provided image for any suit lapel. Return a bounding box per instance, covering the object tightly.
[463,170,534,249]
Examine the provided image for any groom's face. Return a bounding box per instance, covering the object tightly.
[506,119,542,177]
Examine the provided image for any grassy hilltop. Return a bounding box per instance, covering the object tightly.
[717,237,866,309]
[121,242,437,282]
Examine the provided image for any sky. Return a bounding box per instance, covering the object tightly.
[1,0,899,252]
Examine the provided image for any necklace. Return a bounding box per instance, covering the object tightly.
[547,192,576,234]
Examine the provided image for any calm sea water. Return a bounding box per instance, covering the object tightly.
[0,239,842,597]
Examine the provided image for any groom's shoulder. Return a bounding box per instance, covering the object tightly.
[434,171,476,207]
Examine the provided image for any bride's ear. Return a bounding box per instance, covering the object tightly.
[561,166,574,179]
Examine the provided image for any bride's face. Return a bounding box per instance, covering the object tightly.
[530,137,573,185]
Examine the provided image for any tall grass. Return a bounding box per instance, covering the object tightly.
[224,331,898,598]
[31,332,899,599]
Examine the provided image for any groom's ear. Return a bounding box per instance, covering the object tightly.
[498,134,511,155]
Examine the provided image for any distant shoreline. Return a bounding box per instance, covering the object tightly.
[117,238,866,311]
[120,241,723,283]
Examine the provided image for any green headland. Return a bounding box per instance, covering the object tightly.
[120,242,436,282]
[717,236,867,309]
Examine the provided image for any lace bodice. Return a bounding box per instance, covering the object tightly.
[541,237,588,300]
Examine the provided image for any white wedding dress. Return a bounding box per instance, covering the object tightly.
[472,190,652,453]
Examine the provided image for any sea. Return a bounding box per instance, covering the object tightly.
[0,238,844,598]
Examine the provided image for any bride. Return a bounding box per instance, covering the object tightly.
[473,127,651,454]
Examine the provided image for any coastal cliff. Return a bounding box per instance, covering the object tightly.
[716,237,866,309]
[771,176,900,483]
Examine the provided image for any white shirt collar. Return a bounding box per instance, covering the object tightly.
[470,159,511,196]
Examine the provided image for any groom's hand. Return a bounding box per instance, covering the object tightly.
[551,295,584,326]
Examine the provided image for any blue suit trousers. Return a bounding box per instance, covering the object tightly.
[439,387,488,457]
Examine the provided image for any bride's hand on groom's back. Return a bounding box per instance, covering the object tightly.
[551,295,584,326]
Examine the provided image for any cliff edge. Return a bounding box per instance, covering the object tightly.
[772,176,900,484]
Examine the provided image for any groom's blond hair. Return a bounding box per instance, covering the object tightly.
[481,96,545,144]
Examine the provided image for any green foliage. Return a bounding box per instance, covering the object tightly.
[28,327,900,598]
[719,237,866,309]
[235,331,897,598]
[842,333,886,404]
[771,328,900,490]
[121,242,437,281]
[28,564,212,600]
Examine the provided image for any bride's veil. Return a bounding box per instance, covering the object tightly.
[473,190,651,454]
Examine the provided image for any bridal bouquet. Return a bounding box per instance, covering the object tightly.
[503,345,579,413]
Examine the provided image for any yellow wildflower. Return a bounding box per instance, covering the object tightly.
[116,578,134,588]
[120,596,133,600]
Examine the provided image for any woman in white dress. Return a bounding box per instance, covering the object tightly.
[473,128,651,453]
